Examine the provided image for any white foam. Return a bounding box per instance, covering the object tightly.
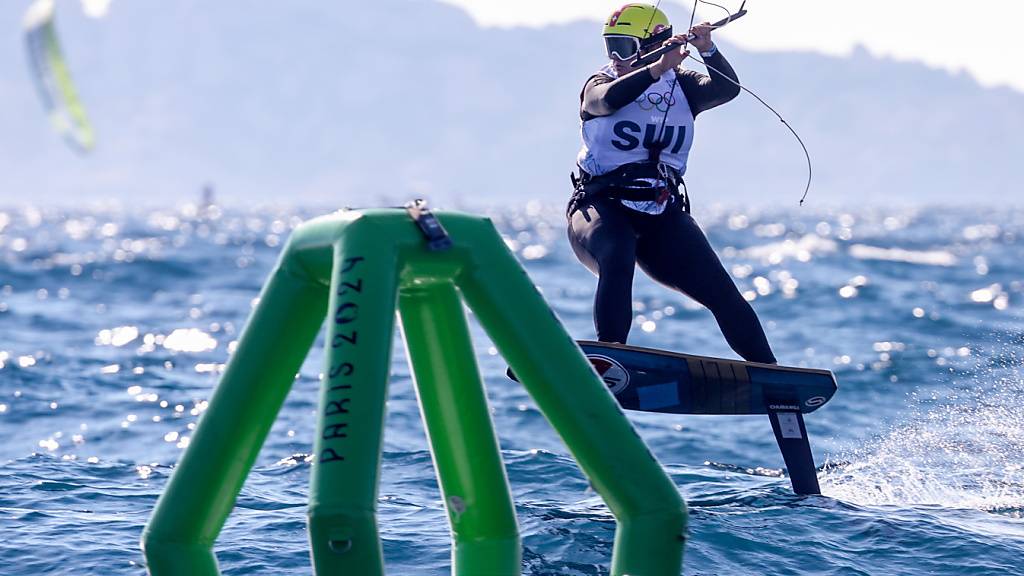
[821,373,1024,518]
[848,244,957,266]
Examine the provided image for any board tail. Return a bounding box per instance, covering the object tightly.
[768,409,821,495]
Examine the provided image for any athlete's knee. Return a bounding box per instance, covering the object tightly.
[593,244,635,276]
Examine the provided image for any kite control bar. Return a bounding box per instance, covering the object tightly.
[630,4,747,68]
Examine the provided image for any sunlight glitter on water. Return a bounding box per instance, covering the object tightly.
[970,284,1011,310]
[95,326,139,347]
[733,234,837,264]
[849,244,958,266]
[161,328,218,352]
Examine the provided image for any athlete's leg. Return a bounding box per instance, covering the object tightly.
[567,197,638,343]
[636,205,777,363]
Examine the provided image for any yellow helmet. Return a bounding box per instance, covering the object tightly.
[602,4,672,61]
[603,3,672,44]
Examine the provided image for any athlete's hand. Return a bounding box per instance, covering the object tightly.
[689,22,714,52]
[649,34,690,78]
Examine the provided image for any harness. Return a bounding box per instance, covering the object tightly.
[568,160,689,217]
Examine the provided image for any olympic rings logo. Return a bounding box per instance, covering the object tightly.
[635,90,676,112]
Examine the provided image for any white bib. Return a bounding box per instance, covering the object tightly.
[577,64,695,179]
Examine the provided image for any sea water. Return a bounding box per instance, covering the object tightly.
[0,202,1021,575]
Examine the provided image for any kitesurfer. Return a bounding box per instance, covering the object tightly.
[568,3,776,364]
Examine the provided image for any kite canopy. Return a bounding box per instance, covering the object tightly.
[23,0,95,153]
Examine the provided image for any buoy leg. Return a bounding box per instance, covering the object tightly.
[308,240,400,574]
[458,228,687,575]
[142,267,329,575]
[399,282,521,575]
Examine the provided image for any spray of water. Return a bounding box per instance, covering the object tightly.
[821,363,1024,517]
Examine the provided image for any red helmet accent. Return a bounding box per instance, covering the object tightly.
[608,5,629,27]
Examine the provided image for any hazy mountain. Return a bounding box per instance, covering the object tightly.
[1,0,1021,206]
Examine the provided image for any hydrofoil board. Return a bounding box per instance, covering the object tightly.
[574,340,836,415]
[506,341,838,495]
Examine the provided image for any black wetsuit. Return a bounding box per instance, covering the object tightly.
[568,51,777,363]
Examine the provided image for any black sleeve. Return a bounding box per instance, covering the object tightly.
[677,50,741,117]
[580,67,658,121]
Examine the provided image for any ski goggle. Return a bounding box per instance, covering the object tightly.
[604,35,641,61]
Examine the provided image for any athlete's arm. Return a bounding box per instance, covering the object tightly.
[677,49,741,116]
[580,70,658,120]
[676,22,740,116]
[581,34,690,120]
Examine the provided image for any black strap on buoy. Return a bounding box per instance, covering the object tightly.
[404,199,452,251]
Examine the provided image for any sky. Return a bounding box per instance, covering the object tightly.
[439,0,1024,93]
